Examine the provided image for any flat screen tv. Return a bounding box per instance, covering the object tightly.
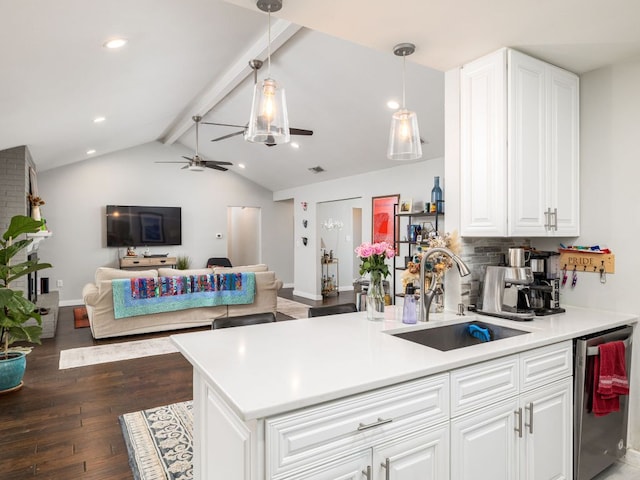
[106,205,182,247]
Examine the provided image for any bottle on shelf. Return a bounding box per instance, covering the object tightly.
[431,176,443,213]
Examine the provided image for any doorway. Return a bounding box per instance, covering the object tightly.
[227,206,261,266]
[317,197,363,291]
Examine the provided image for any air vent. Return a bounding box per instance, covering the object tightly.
[308,166,325,173]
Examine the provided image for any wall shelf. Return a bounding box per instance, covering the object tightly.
[392,206,444,303]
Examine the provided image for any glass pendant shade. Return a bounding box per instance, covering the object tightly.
[387,108,422,160]
[245,77,290,144]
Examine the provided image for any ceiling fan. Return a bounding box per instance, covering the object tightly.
[155,116,233,171]
[203,59,313,147]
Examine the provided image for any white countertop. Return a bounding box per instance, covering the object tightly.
[171,305,637,421]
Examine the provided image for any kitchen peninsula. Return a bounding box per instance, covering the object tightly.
[171,307,636,479]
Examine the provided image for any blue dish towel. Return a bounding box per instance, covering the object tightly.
[468,324,491,342]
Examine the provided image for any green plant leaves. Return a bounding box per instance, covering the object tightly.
[2,215,43,242]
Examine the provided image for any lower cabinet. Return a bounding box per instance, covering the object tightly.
[193,341,572,480]
[451,377,572,480]
[266,374,450,479]
[519,379,573,480]
[451,397,519,480]
[284,424,449,480]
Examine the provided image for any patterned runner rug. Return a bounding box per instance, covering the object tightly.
[120,401,193,480]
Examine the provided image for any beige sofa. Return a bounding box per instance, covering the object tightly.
[82,264,282,339]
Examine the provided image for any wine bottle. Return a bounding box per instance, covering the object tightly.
[431,176,443,213]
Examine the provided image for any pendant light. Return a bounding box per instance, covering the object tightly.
[246,0,290,144]
[387,43,422,160]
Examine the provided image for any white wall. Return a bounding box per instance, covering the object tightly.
[274,159,445,299]
[36,141,294,304]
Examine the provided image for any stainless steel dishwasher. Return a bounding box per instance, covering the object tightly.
[574,325,634,480]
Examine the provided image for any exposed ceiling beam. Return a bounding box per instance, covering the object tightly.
[162,18,301,145]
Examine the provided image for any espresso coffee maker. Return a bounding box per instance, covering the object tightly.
[478,248,535,320]
[527,251,565,315]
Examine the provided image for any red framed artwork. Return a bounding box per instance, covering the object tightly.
[372,194,400,249]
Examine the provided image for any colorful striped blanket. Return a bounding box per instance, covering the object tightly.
[112,273,256,319]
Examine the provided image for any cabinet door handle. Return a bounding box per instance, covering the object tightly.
[380,458,390,480]
[514,408,523,438]
[357,417,393,431]
[525,402,534,434]
[552,208,558,231]
[362,465,372,480]
[543,208,551,230]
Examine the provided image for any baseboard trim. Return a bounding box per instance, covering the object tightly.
[60,298,83,307]
[292,290,322,301]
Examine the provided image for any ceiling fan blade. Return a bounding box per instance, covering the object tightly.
[290,128,313,136]
[204,164,228,171]
[203,160,233,166]
[181,165,190,169]
[182,155,195,161]
[201,121,246,129]
[211,130,245,142]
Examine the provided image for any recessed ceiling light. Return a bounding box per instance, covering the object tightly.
[238,163,246,169]
[86,149,96,155]
[103,38,127,49]
[93,116,106,123]
[387,100,400,110]
[290,142,300,149]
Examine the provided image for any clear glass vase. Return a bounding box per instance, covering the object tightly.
[366,276,386,321]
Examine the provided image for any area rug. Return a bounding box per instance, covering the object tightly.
[119,401,193,480]
[276,296,310,319]
[73,306,90,328]
[59,337,179,370]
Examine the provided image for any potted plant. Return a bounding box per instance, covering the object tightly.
[176,255,191,270]
[0,215,52,393]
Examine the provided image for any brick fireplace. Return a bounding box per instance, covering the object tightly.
[0,145,36,297]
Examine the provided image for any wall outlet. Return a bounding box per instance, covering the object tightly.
[56,280,63,288]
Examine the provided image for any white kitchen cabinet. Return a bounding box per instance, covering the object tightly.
[450,341,573,480]
[286,424,449,480]
[460,48,579,237]
[451,398,520,480]
[267,374,449,479]
[373,424,449,480]
[519,379,573,480]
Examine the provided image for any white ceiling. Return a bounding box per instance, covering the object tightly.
[2,0,640,191]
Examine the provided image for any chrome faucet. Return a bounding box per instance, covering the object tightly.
[419,247,471,322]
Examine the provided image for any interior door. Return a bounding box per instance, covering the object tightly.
[227,206,261,266]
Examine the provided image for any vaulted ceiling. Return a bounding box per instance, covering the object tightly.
[2,0,640,191]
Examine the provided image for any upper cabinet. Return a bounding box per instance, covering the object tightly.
[460,48,579,237]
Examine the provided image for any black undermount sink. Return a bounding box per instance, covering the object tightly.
[391,321,529,352]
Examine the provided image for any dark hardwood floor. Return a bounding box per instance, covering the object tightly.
[0,288,353,479]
